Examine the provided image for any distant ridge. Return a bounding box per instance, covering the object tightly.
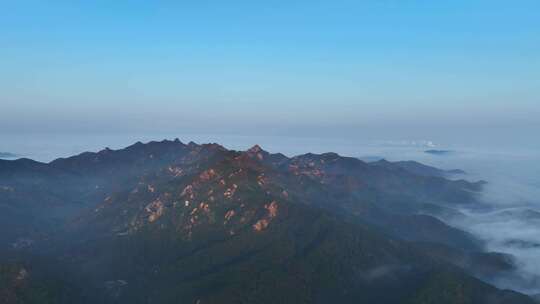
[425,149,454,155]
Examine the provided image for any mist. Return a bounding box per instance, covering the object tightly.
[363,140,540,295]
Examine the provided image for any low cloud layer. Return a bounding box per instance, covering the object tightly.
[376,142,540,295]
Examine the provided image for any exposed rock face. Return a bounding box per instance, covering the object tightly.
[247,144,263,154]
[252,219,269,231]
[167,166,184,177]
[145,199,165,222]
[266,201,278,218]
[199,169,217,181]
[224,210,235,222]
[181,185,194,198]
[253,201,279,232]
[246,144,265,160]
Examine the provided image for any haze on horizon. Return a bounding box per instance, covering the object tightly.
[1,1,539,142]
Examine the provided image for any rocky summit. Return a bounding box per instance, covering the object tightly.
[0,140,535,304]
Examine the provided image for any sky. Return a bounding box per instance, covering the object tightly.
[1,0,539,139]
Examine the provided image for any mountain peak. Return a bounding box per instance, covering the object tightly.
[247,144,263,153]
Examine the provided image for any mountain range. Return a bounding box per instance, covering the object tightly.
[0,139,535,304]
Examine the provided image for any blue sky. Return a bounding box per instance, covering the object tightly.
[1,1,539,136]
